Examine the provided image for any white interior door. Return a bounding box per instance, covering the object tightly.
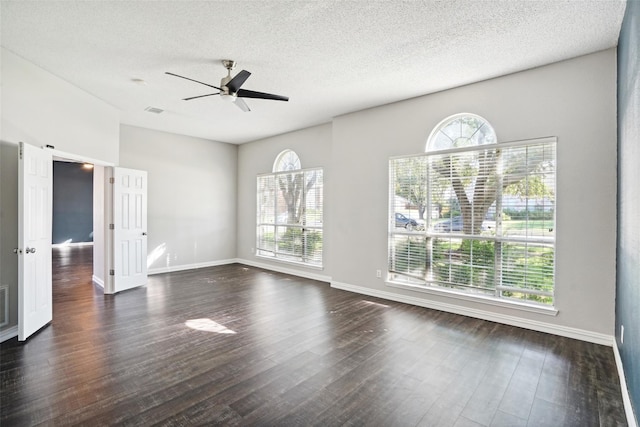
[18,142,53,341]
[112,167,148,293]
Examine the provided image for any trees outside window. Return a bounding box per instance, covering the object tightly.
[389,114,556,305]
[257,150,323,267]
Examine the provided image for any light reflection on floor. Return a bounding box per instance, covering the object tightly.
[185,318,236,334]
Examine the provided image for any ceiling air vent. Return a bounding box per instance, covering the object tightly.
[144,106,164,114]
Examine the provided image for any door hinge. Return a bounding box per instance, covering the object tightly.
[109,269,115,276]
[109,177,115,184]
[19,144,23,160]
[109,224,114,230]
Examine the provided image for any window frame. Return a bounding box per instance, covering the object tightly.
[388,136,557,312]
[256,165,324,269]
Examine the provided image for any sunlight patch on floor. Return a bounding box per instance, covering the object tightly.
[185,318,236,334]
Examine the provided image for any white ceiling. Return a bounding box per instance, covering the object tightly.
[1,1,627,144]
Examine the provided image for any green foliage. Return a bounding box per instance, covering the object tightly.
[392,238,427,276]
[277,228,322,259]
[424,238,553,305]
[432,239,496,291]
[504,175,554,199]
[503,208,554,220]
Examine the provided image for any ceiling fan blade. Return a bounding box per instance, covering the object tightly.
[234,97,251,112]
[226,70,251,93]
[165,72,222,91]
[237,89,289,102]
[183,93,220,101]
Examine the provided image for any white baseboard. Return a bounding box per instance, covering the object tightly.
[0,325,18,343]
[92,275,105,288]
[237,258,331,283]
[331,281,614,346]
[614,341,639,427]
[148,259,238,276]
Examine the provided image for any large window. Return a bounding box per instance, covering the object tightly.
[257,150,323,267]
[389,114,556,306]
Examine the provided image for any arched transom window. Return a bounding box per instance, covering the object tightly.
[427,113,497,152]
[273,149,301,172]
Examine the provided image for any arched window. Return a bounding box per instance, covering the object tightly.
[257,150,324,267]
[273,149,301,172]
[426,113,496,152]
[389,113,556,309]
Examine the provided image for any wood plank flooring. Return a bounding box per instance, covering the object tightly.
[0,246,627,426]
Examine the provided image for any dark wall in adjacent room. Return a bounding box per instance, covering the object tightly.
[616,0,639,424]
[53,161,93,244]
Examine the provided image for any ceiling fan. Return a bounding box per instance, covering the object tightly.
[166,60,289,112]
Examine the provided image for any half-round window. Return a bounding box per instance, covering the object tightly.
[426,113,496,152]
[273,149,301,172]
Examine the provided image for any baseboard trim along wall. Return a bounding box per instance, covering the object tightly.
[331,281,614,347]
[614,341,639,427]
[0,325,18,343]
[238,258,331,283]
[148,259,238,276]
[92,275,104,288]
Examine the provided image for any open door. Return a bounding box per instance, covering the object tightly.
[111,167,148,293]
[18,142,53,341]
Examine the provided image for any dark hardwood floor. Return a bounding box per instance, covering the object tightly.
[0,246,627,426]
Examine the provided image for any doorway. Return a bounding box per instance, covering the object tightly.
[51,160,96,303]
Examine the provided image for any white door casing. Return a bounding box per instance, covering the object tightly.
[112,167,148,293]
[18,142,53,341]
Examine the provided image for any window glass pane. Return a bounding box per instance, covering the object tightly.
[277,171,304,225]
[390,157,427,232]
[430,238,495,294]
[304,229,323,266]
[429,148,499,236]
[502,144,556,239]
[257,225,276,254]
[257,175,275,224]
[303,170,323,227]
[277,225,302,258]
[500,242,554,305]
[389,234,427,279]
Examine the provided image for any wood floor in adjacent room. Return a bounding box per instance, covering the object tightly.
[0,246,627,426]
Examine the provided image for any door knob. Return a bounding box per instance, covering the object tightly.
[25,247,36,254]
[142,232,147,236]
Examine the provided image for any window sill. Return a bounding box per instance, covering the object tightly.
[255,254,324,271]
[385,280,558,317]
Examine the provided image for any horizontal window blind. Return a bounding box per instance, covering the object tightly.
[257,168,323,267]
[389,138,556,306]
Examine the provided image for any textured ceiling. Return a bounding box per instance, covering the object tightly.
[0,1,627,144]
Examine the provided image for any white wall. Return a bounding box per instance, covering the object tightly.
[237,49,618,342]
[119,125,238,273]
[0,48,120,338]
[236,123,333,279]
[1,48,119,162]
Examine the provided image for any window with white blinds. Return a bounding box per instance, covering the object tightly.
[389,137,556,306]
[257,154,323,268]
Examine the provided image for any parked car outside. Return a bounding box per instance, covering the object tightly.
[395,213,420,231]
[433,216,463,232]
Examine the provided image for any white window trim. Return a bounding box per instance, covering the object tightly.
[388,136,557,309]
[256,166,324,268]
